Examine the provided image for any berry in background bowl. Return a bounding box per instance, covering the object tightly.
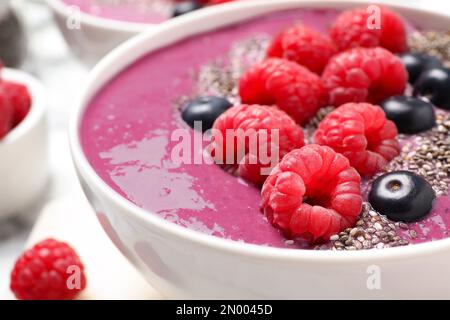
[70,0,450,298]
[46,0,239,65]
[0,67,48,219]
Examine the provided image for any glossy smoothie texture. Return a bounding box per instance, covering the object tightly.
[61,0,170,23]
[81,9,450,249]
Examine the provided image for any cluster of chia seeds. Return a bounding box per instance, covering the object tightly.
[376,112,450,197]
[409,31,450,65]
[196,36,270,105]
[330,203,411,250]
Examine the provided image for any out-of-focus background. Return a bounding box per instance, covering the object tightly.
[0,0,87,296]
[0,0,448,298]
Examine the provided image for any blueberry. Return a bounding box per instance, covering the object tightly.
[369,171,435,222]
[181,96,232,132]
[413,67,450,110]
[172,1,203,17]
[399,52,441,84]
[380,96,435,134]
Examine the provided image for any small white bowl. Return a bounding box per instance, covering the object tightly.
[70,0,450,299]
[0,68,48,219]
[46,0,151,66]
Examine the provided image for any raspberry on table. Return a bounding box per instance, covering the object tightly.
[0,81,32,126]
[314,102,400,177]
[211,104,304,185]
[0,94,13,139]
[261,144,363,243]
[267,24,337,74]
[10,239,87,300]
[239,58,326,124]
[322,47,408,106]
[330,6,407,53]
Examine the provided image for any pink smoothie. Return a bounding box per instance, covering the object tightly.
[80,8,450,249]
[61,0,171,24]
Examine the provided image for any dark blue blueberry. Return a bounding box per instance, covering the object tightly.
[172,1,203,17]
[413,67,450,110]
[181,96,232,132]
[369,171,435,222]
[380,96,435,134]
[399,52,441,84]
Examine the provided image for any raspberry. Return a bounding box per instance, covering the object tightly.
[267,24,337,74]
[330,6,407,53]
[261,144,362,243]
[1,81,32,126]
[0,93,13,139]
[322,47,408,106]
[239,58,326,124]
[211,104,304,185]
[10,239,87,300]
[314,102,400,177]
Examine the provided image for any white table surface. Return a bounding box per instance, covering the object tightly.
[0,0,448,299]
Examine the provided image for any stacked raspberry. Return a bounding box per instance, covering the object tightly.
[267,24,337,74]
[261,145,363,243]
[0,68,32,139]
[239,58,326,125]
[211,104,304,185]
[314,103,400,177]
[207,6,411,243]
[322,47,407,107]
[330,6,407,53]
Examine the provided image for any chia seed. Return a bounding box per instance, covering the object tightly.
[376,112,450,195]
[330,203,410,250]
[196,35,270,104]
[409,31,450,65]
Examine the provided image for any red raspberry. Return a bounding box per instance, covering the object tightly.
[0,93,13,139]
[239,58,326,124]
[211,104,304,185]
[330,6,407,53]
[267,24,337,74]
[261,144,362,243]
[1,81,32,126]
[322,47,407,106]
[10,239,87,300]
[314,102,400,177]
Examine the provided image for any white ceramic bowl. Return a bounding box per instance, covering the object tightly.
[70,0,450,299]
[0,68,48,219]
[46,0,153,66]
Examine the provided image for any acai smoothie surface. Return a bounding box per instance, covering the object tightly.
[80,7,450,250]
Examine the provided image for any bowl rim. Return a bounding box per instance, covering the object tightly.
[70,0,450,263]
[45,0,159,33]
[1,68,46,145]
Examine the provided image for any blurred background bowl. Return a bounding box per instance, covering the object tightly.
[46,0,150,66]
[0,68,48,220]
